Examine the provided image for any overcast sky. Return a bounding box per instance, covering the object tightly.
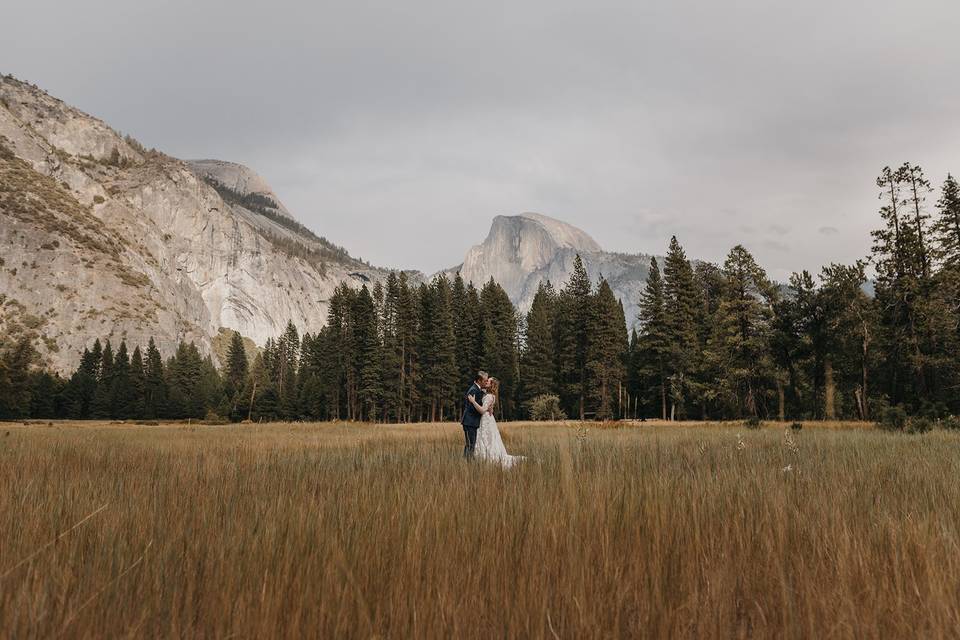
[5,0,960,280]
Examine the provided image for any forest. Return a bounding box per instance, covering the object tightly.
[0,163,958,424]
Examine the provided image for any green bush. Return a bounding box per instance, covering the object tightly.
[203,410,229,425]
[906,417,934,434]
[919,400,949,420]
[527,395,566,421]
[941,416,960,431]
[877,405,908,431]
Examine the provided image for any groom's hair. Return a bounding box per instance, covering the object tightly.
[476,370,489,382]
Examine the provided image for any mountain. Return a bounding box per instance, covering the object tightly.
[0,74,398,373]
[447,212,654,330]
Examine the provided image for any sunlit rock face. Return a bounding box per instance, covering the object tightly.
[0,75,392,372]
[449,212,653,329]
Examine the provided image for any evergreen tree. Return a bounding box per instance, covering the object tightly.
[586,278,628,419]
[871,164,936,407]
[225,331,248,394]
[0,336,37,419]
[521,281,558,408]
[555,255,592,419]
[27,370,62,419]
[143,338,166,419]
[128,345,146,419]
[381,272,404,421]
[166,342,207,419]
[692,261,725,418]
[111,341,132,418]
[933,174,960,270]
[479,278,520,419]
[90,340,115,418]
[662,236,700,419]
[398,273,421,421]
[327,284,357,419]
[66,343,100,419]
[637,257,669,419]
[705,245,777,418]
[417,275,457,421]
[354,285,382,421]
[277,321,301,419]
[451,273,481,413]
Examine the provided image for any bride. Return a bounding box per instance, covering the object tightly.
[467,378,524,468]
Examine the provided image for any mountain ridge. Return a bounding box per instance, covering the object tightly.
[0,74,391,373]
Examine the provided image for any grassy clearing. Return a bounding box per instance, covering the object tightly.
[2,420,959,638]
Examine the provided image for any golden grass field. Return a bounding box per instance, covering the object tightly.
[2,419,960,638]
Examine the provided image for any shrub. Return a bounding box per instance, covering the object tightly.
[877,405,908,431]
[906,417,934,434]
[940,416,960,431]
[790,421,803,431]
[93,195,105,204]
[204,410,230,425]
[744,416,762,430]
[527,395,566,421]
[919,400,949,420]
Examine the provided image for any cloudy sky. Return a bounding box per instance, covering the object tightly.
[5,0,960,279]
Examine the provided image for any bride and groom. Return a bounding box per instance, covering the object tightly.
[461,370,524,468]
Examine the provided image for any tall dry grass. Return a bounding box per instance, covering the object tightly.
[2,421,960,638]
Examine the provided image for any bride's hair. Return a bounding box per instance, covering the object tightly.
[487,378,500,401]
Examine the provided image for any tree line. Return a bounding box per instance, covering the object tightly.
[1,163,958,423]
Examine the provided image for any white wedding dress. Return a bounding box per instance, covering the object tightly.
[475,394,524,468]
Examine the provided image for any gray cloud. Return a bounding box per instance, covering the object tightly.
[4,0,960,280]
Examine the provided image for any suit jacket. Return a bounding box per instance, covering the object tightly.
[461,382,484,429]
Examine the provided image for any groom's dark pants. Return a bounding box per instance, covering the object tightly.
[463,426,478,459]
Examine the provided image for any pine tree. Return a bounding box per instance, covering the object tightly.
[898,163,933,279]
[933,174,960,270]
[662,236,700,419]
[555,255,592,419]
[143,338,166,419]
[90,340,115,418]
[111,341,132,418]
[479,278,520,419]
[586,278,628,419]
[637,257,669,419]
[417,275,457,421]
[381,272,404,421]
[354,285,382,421]
[128,345,146,419]
[28,370,62,419]
[277,321,301,419]
[327,284,357,419]
[692,261,725,418]
[871,165,935,407]
[0,336,37,419]
[451,273,481,412]
[521,281,558,408]
[397,273,420,421]
[705,245,777,418]
[67,343,100,419]
[225,331,248,394]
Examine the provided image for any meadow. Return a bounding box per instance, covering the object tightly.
[2,419,960,638]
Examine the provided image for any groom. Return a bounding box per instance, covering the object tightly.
[461,370,489,459]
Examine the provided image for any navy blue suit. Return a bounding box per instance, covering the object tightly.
[461,382,484,458]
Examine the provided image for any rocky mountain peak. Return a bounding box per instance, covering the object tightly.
[505,212,603,254]
[187,159,293,220]
[450,212,652,330]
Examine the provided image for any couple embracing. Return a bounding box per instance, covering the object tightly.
[460,370,524,468]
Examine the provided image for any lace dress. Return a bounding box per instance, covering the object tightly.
[475,394,524,468]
